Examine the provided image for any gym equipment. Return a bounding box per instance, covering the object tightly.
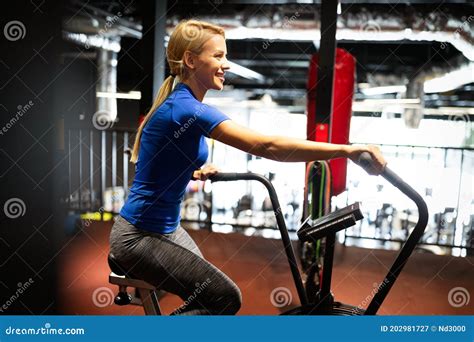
[307,49,356,196]
[298,202,363,242]
[210,152,429,315]
[300,161,331,300]
[108,152,428,315]
[108,254,163,315]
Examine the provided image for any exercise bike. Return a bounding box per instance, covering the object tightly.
[108,153,428,315]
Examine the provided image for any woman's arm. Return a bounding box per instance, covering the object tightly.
[210,120,386,174]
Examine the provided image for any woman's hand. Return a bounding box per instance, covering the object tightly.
[347,144,387,175]
[192,164,220,181]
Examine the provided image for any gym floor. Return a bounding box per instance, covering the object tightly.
[58,220,473,315]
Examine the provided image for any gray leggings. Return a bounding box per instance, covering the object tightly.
[109,215,242,315]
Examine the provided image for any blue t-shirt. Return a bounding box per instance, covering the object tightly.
[120,83,230,233]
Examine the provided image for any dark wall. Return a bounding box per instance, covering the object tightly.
[0,0,65,314]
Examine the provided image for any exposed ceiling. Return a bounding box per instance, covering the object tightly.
[64,0,474,119]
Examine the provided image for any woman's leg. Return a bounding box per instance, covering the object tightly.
[110,216,241,315]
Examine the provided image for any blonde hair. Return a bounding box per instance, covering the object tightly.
[130,19,225,163]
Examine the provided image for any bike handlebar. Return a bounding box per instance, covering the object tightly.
[358,152,429,314]
[209,154,429,315]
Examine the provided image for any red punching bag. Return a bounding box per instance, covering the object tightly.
[306,48,356,196]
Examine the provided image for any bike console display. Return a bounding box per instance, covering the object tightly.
[297,203,364,242]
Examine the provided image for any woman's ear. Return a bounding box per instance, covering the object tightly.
[183,50,196,70]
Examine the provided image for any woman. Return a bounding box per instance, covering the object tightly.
[109,19,387,315]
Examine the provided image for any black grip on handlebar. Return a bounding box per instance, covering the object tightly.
[358,151,378,174]
[209,173,242,182]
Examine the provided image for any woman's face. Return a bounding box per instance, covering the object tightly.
[189,34,230,91]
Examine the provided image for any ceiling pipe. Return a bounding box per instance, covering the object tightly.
[167,6,473,61]
[63,31,121,52]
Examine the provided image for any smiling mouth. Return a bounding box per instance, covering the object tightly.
[216,75,225,82]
